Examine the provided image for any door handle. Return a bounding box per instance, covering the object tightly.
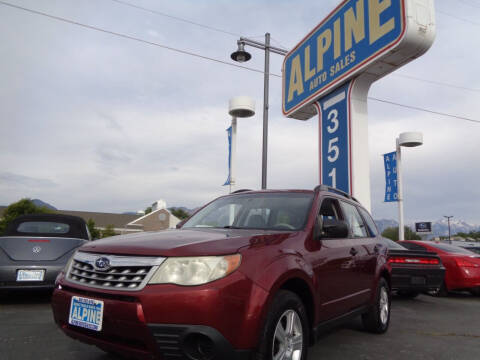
[350,247,358,256]
[374,244,381,254]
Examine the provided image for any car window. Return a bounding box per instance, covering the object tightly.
[382,237,407,250]
[318,197,341,221]
[400,242,429,252]
[339,201,367,238]
[358,207,378,237]
[427,242,477,255]
[17,221,70,234]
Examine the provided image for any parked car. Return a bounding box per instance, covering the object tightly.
[400,241,480,296]
[442,240,480,255]
[381,238,444,298]
[51,186,391,360]
[0,214,91,291]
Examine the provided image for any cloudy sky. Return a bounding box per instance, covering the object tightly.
[0,0,479,224]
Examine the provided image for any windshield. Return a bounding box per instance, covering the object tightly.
[427,242,478,255]
[183,193,314,231]
[382,237,407,250]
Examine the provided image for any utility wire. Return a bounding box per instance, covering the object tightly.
[437,9,480,26]
[110,0,480,94]
[0,0,266,75]
[0,1,479,125]
[459,0,480,9]
[368,97,480,124]
[108,0,242,37]
[391,73,480,93]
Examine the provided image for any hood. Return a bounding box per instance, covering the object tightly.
[79,228,295,257]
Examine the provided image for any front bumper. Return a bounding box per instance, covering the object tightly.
[52,271,268,359]
[0,263,64,290]
[391,266,445,292]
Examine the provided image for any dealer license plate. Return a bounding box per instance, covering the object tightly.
[16,269,45,281]
[68,296,104,332]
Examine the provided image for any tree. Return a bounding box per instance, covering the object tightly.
[382,226,421,241]
[0,198,53,235]
[87,219,101,240]
[101,224,117,238]
[169,207,190,220]
[144,206,152,215]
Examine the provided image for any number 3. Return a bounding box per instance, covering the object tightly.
[327,109,339,133]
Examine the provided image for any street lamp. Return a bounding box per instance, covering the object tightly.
[396,132,423,241]
[444,215,453,243]
[231,33,288,189]
[228,96,256,193]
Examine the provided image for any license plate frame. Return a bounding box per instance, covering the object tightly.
[16,269,45,282]
[68,296,104,332]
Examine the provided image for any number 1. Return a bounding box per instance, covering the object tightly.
[328,168,336,188]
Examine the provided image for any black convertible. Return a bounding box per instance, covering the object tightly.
[382,238,445,298]
[0,214,91,290]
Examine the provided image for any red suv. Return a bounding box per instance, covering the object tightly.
[51,186,391,360]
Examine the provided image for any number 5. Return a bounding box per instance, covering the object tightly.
[327,137,339,162]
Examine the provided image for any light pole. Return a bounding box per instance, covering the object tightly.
[228,96,255,193]
[444,215,453,243]
[396,132,423,241]
[231,34,288,189]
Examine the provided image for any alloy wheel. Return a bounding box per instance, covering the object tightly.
[272,309,303,360]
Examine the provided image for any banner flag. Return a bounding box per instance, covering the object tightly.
[223,126,232,186]
[383,151,398,202]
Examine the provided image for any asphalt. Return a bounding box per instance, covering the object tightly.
[0,291,478,360]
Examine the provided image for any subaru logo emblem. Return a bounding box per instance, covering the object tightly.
[95,257,111,271]
[32,246,41,254]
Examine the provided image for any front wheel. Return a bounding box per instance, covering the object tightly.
[362,277,391,334]
[255,290,309,360]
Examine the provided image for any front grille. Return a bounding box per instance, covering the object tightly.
[66,252,165,291]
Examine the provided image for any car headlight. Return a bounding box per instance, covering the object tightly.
[148,254,241,286]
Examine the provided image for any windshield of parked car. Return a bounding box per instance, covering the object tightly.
[183,193,314,231]
[427,242,478,255]
[382,237,407,250]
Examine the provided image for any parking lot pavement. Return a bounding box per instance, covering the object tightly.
[0,291,479,360]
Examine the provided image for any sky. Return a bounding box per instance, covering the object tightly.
[0,0,479,224]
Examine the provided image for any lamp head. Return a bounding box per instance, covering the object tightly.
[229,96,255,118]
[398,132,423,147]
[231,42,251,63]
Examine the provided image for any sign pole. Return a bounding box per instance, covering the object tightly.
[396,137,404,240]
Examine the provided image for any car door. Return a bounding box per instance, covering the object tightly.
[308,196,358,321]
[338,201,378,308]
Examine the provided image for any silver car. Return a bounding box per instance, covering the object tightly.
[0,214,91,290]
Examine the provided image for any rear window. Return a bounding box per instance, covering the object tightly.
[382,238,407,250]
[427,242,477,255]
[17,221,70,234]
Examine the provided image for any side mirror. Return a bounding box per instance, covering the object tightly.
[322,219,349,239]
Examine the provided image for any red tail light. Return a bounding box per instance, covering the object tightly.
[455,258,480,268]
[388,257,439,265]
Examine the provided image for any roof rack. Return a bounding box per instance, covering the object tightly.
[314,185,360,203]
[231,189,253,194]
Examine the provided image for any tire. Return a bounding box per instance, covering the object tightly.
[469,287,480,296]
[255,290,309,360]
[362,277,391,334]
[397,290,419,299]
[429,281,448,297]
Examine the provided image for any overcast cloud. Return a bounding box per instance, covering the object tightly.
[0,0,479,224]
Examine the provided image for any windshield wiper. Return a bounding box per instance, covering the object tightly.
[223,225,242,229]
